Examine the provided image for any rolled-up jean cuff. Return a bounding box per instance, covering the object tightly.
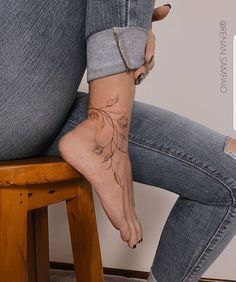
[86,26,148,83]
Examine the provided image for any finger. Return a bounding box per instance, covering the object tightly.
[145,56,155,73]
[134,65,147,85]
[144,30,155,64]
[134,30,156,85]
[134,55,155,85]
[152,4,171,22]
[134,65,146,78]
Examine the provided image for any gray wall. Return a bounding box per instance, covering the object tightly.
[49,1,236,280]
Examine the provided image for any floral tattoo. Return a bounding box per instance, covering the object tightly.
[88,94,129,190]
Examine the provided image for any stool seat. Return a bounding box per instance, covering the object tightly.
[0,156,104,282]
[0,156,80,185]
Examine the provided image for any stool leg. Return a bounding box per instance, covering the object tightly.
[0,186,28,282]
[27,211,37,282]
[66,179,104,282]
[34,206,50,282]
[27,207,50,282]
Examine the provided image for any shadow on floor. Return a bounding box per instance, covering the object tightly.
[50,269,146,282]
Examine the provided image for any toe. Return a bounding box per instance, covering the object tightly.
[127,228,139,249]
[120,223,131,242]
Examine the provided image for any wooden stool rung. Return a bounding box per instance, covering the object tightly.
[27,180,79,211]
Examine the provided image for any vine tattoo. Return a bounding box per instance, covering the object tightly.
[88,94,129,190]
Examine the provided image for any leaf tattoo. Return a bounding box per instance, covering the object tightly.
[106,96,119,107]
[88,94,128,190]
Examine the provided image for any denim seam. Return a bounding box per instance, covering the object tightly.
[182,204,236,281]
[113,27,133,72]
[128,133,236,206]
[86,26,147,82]
[86,26,147,41]
[67,119,80,126]
[128,133,236,281]
[125,0,129,26]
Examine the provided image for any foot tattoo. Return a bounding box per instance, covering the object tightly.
[88,94,129,190]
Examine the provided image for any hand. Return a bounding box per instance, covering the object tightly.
[134,4,171,85]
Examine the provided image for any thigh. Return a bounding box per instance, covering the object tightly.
[0,0,86,160]
[128,100,236,205]
[41,92,236,205]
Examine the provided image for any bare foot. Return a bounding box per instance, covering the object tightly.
[58,118,142,248]
[125,155,143,244]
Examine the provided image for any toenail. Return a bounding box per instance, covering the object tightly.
[133,244,136,248]
[138,238,143,243]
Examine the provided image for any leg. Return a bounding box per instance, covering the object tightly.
[27,207,50,282]
[0,0,86,160]
[28,211,37,282]
[35,207,50,282]
[66,178,104,282]
[0,186,28,282]
[0,0,156,249]
[58,0,156,249]
[58,72,140,249]
[42,93,236,282]
[128,102,236,282]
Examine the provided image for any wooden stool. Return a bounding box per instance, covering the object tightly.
[0,156,104,282]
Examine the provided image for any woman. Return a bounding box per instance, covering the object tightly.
[1,1,236,281]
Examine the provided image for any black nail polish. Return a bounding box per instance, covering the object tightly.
[135,73,145,85]
[164,4,172,9]
[137,73,145,80]
[141,238,143,242]
[133,244,136,249]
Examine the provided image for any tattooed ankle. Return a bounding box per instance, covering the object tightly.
[88,94,130,189]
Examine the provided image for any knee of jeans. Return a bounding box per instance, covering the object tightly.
[222,135,236,204]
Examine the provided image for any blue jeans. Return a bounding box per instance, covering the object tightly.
[1,1,236,281]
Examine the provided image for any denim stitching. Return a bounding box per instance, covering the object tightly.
[182,205,236,281]
[67,119,80,126]
[113,27,133,72]
[128,133,236,281]
[128,133,236,206]
[125,0,129,26]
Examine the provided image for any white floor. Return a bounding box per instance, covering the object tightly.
[50,269,146,282]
